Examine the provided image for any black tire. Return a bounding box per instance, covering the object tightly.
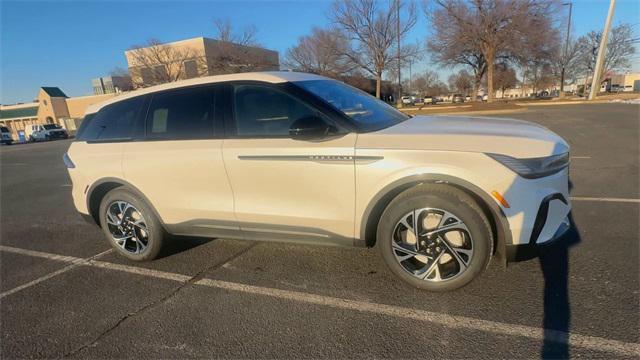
[98,187,165,261]
[377,184,492,292]
[45,135,51,141]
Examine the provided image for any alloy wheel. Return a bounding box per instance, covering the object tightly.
[391,208,474,282]
[105,201,149,254]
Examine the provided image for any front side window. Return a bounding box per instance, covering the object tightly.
[146,86,215,140]
[233,84,319,137]
[77,96,145,141]
[43,124,59,130]
[293,80,409,132]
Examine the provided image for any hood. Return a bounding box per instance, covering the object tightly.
[356,115,569,158]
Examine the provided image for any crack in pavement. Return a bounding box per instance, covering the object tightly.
[62,242,258,358]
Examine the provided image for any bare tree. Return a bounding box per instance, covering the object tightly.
[513,15,561,95]
[576,23,636,89]
[492,63,517,97]
[331,0,418,98]
[284,27,356,77]
[551,37,583,93]
[426,4,486,100]
[410,70,448,95]
[214,18,258,46]
[127,38,199,87]
[448,69,473,94]
[109,66,131,78]
[207,18,277,74]
[430,0,558,102]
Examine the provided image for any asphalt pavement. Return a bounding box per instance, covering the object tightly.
[1,103,638,358]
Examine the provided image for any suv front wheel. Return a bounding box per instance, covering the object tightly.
[99,188,165,261]
[377,184,492,291]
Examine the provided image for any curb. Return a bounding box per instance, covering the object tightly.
[514,100,613,106]
[438,108,528,116]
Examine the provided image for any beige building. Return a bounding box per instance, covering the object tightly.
[92,75,133,95]
[0,87,116,140]
[607,73,640,92]
[125,37,279,88]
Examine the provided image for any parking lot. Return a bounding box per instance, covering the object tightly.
[1,103,638,358]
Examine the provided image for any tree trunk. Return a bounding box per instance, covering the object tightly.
[486,48,495,102]
[521,64,528,97]
[375,72,382,99]
[473,71,481,102]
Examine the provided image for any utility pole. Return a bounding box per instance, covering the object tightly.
[408,60,412,95]
[396,0,403,108]
[589,0,616,100]
[559,2,572,98]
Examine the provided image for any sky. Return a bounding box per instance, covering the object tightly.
[1,0,639,104]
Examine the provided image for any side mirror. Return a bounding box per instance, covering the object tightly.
[289,116,336,140]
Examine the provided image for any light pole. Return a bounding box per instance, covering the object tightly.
[396,0,403,108]
[589,0,616,100]
[559,2,572,98]
[408,60,412,95]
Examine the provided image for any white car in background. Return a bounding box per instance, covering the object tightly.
[401,96,415,105]
[66,71,571,292]
[25,124,69,142]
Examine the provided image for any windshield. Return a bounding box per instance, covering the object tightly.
[294,80,409,132]
[0,126,9,133]
[43,124,60,130]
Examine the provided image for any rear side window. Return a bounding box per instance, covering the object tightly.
[77,96,145,141]
[146,86,215,140]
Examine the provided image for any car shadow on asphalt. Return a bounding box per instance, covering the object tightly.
[158,235,214,259]
[538,212,581,359]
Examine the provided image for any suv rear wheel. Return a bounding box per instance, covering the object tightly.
[99,188,165,261]
[377,184,492,291]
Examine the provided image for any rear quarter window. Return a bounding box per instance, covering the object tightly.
[145,86,216,140]
[77,96,146,142]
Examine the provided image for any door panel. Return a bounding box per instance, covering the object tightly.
[223,134,357,244]
[221,81,357,244]
[123,140,234,227]
[122,85,236,236]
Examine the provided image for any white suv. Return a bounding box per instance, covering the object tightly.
[26,124,69,142]
[66,72,571,291]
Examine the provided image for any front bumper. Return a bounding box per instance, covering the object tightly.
[506,215,571,261]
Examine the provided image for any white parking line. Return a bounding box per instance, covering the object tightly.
[0,245,638,356]
[570,156,591,159]
[571,196,640,203]
[0,246,111,299]
[196,278,639,357]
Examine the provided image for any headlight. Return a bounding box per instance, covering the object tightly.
[487,152,569,179]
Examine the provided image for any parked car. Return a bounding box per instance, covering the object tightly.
[452,94,465,103]
[423,96,437,105]
[1,126,13,145]
[25,124,68,142]
[476,95,489,102]
[66,72,571,292]
[465,95,472,102]
[401,96,414,105]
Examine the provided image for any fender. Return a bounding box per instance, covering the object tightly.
[359,173,512,266]
[85,177,167,230]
